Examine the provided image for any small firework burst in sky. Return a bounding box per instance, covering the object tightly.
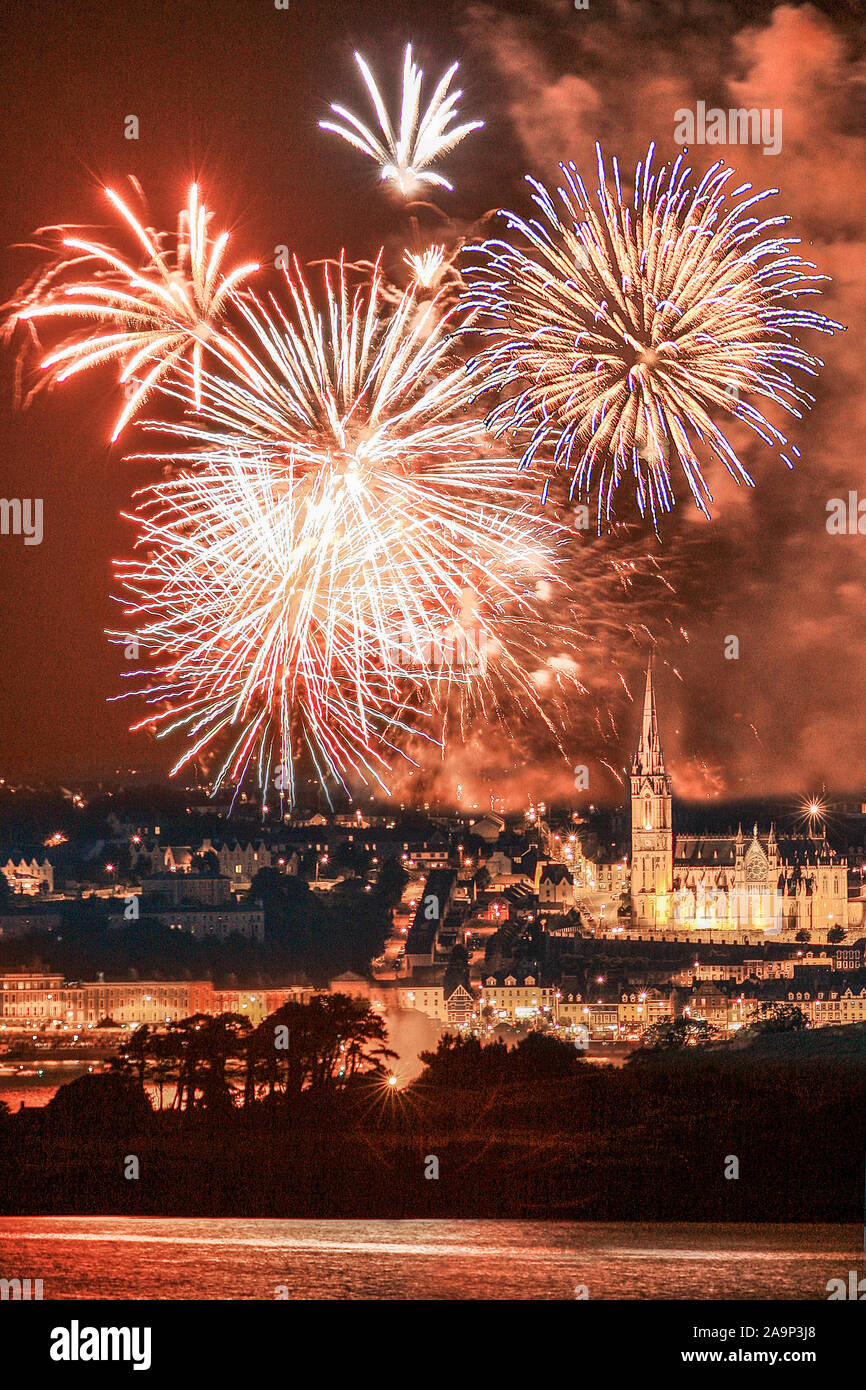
[4,180,258,439]
[463,143,843,525]
[403,244,447,287]
[319,44,483,196]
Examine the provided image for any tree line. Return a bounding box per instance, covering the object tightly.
[105,993,395,1116]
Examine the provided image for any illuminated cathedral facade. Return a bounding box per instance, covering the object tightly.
[629,661,848,935]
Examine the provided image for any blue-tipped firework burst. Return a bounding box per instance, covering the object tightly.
[463,143,843,525]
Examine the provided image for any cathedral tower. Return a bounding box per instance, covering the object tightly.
[630,657,673,927]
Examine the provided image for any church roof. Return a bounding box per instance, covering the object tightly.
[674,833,844,869]
[675,836,737,866]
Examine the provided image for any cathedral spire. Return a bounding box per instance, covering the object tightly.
[629,654,672,929]
[632,655,665,776]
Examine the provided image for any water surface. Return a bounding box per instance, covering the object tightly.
[0,1218,858,1299]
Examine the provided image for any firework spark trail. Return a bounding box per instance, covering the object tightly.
[403,244,447,288]
[112,257,579,803]
[463,142,843,525]
[137,254,517,483]
[112,460,424,803]
[539,517,691,759]
[4,181,258,439]
[112,456,570,805]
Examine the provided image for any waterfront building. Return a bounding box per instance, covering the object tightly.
[0,974,309,1030]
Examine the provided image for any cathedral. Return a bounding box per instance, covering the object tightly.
[629,660,848,935]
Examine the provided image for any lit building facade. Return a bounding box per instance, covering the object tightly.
[629,661,849,936]
[0,974,310,1030]
[1,856,54,895]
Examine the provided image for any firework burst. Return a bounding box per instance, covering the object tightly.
[5,180,258,440]
[113,257,575,803]
[319,44,483,196]
[463,143,842,524]
[403,243,447,288]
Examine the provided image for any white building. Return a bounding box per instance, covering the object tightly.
[1,856,54,895]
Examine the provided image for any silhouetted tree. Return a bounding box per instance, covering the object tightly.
[753,1002,809,1033]
[242,994,394,1105]
[418,1031,583,1087]
[419,1034,510,1086]
[44,1072,152,1132]
[511,1031,586,1077]
[636,1018,711,1052]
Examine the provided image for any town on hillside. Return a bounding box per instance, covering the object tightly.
[2,664,865,1055]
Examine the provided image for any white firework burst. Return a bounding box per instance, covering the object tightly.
[319,44,483,196]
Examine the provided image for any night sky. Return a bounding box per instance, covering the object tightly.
[1,0,864,805]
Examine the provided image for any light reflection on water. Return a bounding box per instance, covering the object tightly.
[0,1063,104,1113]
[0,1066,175,1113]
[0,1219,859,1299]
